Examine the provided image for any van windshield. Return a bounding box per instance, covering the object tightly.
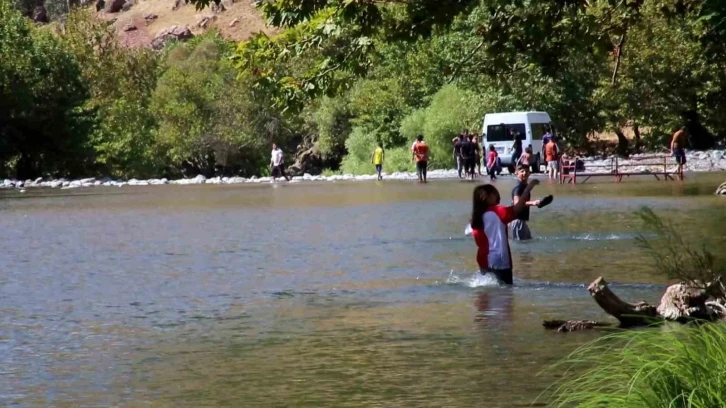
[485,123,526,142]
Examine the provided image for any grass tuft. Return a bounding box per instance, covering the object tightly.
[542,324,726,408]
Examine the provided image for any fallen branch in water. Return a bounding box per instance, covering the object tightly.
[544,276,726,332]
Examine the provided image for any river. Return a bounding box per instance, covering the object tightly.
[1,174,725,407]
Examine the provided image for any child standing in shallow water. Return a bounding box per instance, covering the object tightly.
[469,181,538,284]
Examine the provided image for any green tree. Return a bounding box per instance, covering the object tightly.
[61,9,162,178]
[0,0,92,178]
[152,36,288,176]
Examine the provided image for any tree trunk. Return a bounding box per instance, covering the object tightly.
[588,277,659,327]
[611,34,626,86]
[614,128,629,158]
[633,124,641,154]
[546,277,726,331]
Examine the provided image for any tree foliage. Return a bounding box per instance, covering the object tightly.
[0,0,92,179]
[3,0,726,178]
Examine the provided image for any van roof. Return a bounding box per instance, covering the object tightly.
[483,111,550,118]
[482,111,551,124]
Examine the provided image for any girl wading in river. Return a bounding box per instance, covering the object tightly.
[469,182,538,284]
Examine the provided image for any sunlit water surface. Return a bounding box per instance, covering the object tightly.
[1,173,725,407]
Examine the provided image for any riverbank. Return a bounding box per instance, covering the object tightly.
[2,150,725,190]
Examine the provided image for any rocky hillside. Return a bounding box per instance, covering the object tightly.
[95,0,275,48]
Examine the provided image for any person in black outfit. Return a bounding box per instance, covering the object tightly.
[511,129,523,168]
[460,135,477,180]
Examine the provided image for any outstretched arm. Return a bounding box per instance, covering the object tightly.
[513,194,541,207]
[513,180,539,214]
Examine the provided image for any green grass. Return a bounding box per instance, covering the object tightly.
[543,323,726,407]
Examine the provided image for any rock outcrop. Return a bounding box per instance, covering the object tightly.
[151,25,194,50]
[197,14,216,28]
[105,0,125,13]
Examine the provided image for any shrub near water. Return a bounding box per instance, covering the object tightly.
[546,324,726,408]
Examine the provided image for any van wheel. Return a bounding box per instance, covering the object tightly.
[507,165,515,174]
[531,154,541,173]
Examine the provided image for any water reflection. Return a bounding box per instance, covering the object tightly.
[474,289,514,324]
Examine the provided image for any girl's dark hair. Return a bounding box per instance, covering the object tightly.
[525,146,532,154]
[489,144,495,151]
[470,184,499,230]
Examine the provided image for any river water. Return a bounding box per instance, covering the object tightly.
[1,174,725,407]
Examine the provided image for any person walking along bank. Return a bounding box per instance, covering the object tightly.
[412,135,430,183]
[670,127,687,179]
[371,143,385,181]
[270,143,290,182]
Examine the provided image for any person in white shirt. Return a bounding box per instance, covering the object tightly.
[270,143,289,181]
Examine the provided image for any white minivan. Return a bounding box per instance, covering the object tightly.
[481,111,554,174]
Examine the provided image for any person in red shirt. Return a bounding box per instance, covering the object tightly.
[469,181,538,284]
[412,135,430,183]
[486,144,498,181]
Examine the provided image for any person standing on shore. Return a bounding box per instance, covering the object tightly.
[541,126,553,172]
[670,127,687,179]
[486,144,498,181]
[519,145,532,167]
[473,135,483,176]
[270,143,290,182]
[371,143,385,181]
[453,134,464,178]
[469,180,539,285]
[544,137,559,180]
[412,135,430,183]
[511,129,523,171]
[459,135,476,179]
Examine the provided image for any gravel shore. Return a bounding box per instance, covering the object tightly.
[2,150,725,191]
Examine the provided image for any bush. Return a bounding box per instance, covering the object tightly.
[399,108,426,142]
[383,146,415,173]
[312,96,351,155]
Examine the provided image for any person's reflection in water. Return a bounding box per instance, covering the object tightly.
[474,289,514,324]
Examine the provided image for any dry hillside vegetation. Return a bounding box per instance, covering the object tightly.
[98,0,275,48]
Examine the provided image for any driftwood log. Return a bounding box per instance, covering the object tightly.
[544,276,726,332]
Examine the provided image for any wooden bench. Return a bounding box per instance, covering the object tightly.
[559,155,682,184]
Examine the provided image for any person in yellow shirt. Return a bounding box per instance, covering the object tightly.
[371,143,385,181]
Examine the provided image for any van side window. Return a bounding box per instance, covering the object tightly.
[531,123,550,140]
[486,123,526,142]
